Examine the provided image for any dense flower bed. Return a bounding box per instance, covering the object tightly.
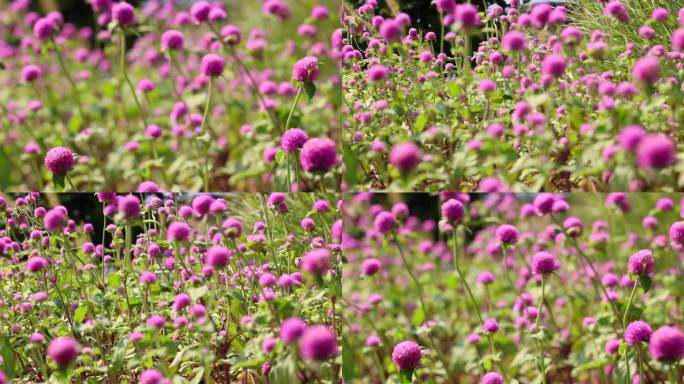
[341,0,684,191]
[0,192,341,382]
[342,192,684,382]
[0,0,342,191]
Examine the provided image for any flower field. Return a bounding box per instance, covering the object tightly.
[0,0,341,191]
[341,0,684,192]
[342,193,684,383]
[0,192,341,382]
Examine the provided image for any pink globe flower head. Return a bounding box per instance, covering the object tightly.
[649,326,684,362]
[632,56,661,85]
[300,248,330,275]
[26,256,48,272]
[190,1,211,23]
[531,251,559,275]
[221,218,243,238]
[374,211,396,233]
[604,1,629,23]
[280,317,306,343]
[618,125,646,152]
[33,17,57,40]
[200,54,224,77]
[389,142,420,173]
[477,271,495,285]
[160,29,184,51]
[44,207,67,232]
[636,135,677,169]
[299,137,339,173]
[117,194,140,219]
[367,65,389,82]
[542,54,567,78]
[481,372,504,384]
[669,221,684,244]
[441,199,465,224]
[495,224,519,244]
[220,25,241,46]
[625,320,652,345]
[392,341,421,371]
[379,18,402,42]
[281,128,309,153]
[191,194,213,216]
[21,65,42,82]
[139,369,167,384]
[627,249,654,277]
[47,337,80,368]
[44,147,74,175]
[206,246,230,268]
[502,30,526,52]
[167,221,192,242]
[483,318,500,333]
[112,2,135,26]
[361,258,381,275]
[298,326,338,360]
[292,56,319,82]
[454,3,481,28]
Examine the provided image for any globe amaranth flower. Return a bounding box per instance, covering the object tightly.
[367,65,389,82]
[649,326,684,362]
[221,218,243,238]
[190,1,211,23]
[139,369,167,384]
[632,56,661,85]
[389,142,420,173]
[299,326,338,360]
[117,194,140,219]
[604,1,629,23]
[481,372,504,384]
[47,337,80,367]
[192,194,213,216]
[454,3,481,28]
[280,317,306,343]
[206,246,230,268]
[281,128,309,153]
[44,207,67,232]
[21,65,42,82]
[392,341,422,371]
[200,54,224,77]
[670,221,684,244]
[502,30,526,52]
[300,248,330,275]
[563,217,584,237]
[441,199,465,224]
[495,224,519,244]
[33,17,57,40]
[635,135,676,169]
[44,147,74,175]
[374,211,396,233]
[167,221,192,242]
[112,2,135,26]
[299,137,339,173]
[220,25,241,45]
[531,251,558,275]
[483,318,500,334]
[379,18,402,42]
[477,271,495,285]
[160,29,184,51]
[26,256,48,273]
[292,56,319,82]
[627,249,654,277]
[361,258,381,275]
[625,320,652,345]
[542,54,566,78]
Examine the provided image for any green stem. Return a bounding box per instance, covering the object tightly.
[51,37,86,123]
[392,233,428,318]
[285,84,303,131]
[66,174,79,192]
[623,277,639,329]
[200,76,216,137]
[536,276,547,384]
[119,28,148,130]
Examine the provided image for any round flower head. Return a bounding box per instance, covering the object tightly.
[167,221,192,242]
[112,2,135,26]
[392,341,421,371]
[298,326,338,360]
[172,293,191,312]
[649,326,684,362]
[118,194,140,219]
[192,194,213,216]
[361,258,381,275]
[280,318,306,343]
[44,147,74,175]
[190,1,211,23]
[300,248,330,275]
[200,54,224,77]
[670,222,684,244]
[206,246,230,268]
[604,1,629,22]
[389,142,420,173]
[374,211,396,233]
[636,135,676,169]
[367,65,389,82]
[44,207,67,232]
[379,18,402,42]
[160,29,184,51]
[441,199,465,224]
[292,56,319,82]
[495,224,518,244]
[542,54,566,78]
[47,337,79,367]
[632,56,661,85]
[625,320,652,345]
[454,3,481,28]
[21,65,42,82]
[220,25,241,45]
[531,251,558,275]
[627,249,654,277]
[502,30,526,52]
[483,318,500,333]
[618,125,646,152]
[281,128,309,153]
[33,17,56,40]
[299,138,339,173]
[139,369,166,384]
[481,372,504,384]
[221,218,243,238]
[477,271,495,285]
[26,256,48,272]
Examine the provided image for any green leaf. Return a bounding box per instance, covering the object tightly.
[415,113,428,133]
[640,275,652,293]
[74,306,88,323]
[342,144,358,187]
[275,150,285,164]
[411,306,425,326]
[0,337,17,380]
[188,286,208,302]
[52,174,65,191]
[269,354,297,384]
[618,342,629,356]
[303,81,316,100]
[399,370,414,384]
[342,338,356,381]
